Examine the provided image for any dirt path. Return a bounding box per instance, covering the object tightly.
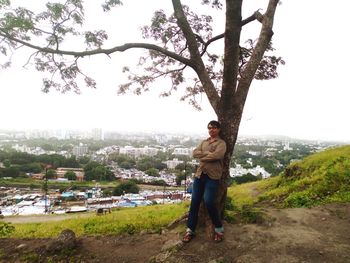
[1,203,350,262]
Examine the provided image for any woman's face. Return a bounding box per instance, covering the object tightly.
[208,125,220,138]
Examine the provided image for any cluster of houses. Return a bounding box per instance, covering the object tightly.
[113,167,177,185]
[0,186,188,217]
[26,165,191,187]
[230,163,271,179]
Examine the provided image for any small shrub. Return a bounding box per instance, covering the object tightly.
[283,191,314,208]
[0,222,15,237]
[283,162,303,179]
[324,190,350,203]
[119,223,137,235]
[20,252,40,262]
[224,195,237,211]
[83,222,97,235]
[239,205,264,224]
[223,210,238,224]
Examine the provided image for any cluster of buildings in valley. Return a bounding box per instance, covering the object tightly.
[1,129,343,184]
[111,164,194,187]
[0,186,188,217]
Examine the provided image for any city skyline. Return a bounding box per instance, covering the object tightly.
[1,1,350,142]
[0,127,346,144]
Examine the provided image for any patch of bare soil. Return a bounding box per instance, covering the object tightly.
[1,203,350,263]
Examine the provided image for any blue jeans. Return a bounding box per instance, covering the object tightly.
[187,173,222,232]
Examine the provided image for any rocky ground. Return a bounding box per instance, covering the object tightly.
[1,203,350,263]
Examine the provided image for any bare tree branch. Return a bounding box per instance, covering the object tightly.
[236,0,279,103]
[0,30,195,68]
[241,10,263,26]
[172,0,220,113]
[200,10,263,56]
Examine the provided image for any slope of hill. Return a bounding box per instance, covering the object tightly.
[258,145,350,208]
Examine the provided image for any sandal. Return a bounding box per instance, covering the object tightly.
[214,232,224,242]
[182,231,194,243]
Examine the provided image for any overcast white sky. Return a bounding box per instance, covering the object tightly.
[0,0,349,142]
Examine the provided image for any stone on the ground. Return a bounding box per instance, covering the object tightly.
[46,229,77,253]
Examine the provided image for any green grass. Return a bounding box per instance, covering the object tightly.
[225,177,281,223]
[0,177,182,192]
[227,181,258,208]
[4,203,188,238]
[256,145,350,208]
[0,177,119,188]
[227,176,281,208]
[226,145,350,210]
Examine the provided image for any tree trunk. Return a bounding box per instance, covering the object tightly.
[198,110,242,240]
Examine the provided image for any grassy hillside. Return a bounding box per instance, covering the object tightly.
[1,203,188,238]
[228,145,350,209]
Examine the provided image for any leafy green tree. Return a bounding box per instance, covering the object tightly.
[145,167,160,177]
[2,166,20,177]
[119,161,134,169]
[36,154,53,166]
[176,173,186,186]
[30,163,43,173]
[113,181,140,196]
[78,156,91,165]
[114,154,136,169]
[46,169,56,179]
[64,171,77,181]
[153,160,167,171]
[151,179,167,186]
[20,162,42,173]
[175,162,194,173]
[112,187,123,196]
[136,156,153,171]
[0,0,283,231]
[62,156,80,168]
[41,143,54,151]
[84,170,94,181]
[154,150,172,161]
[136,156,166,171]
[52,159,61,168]
[83,161,114,181]
[233,173,260,184]
[8,152,35,165]
[83,161,100,172]
[3,159,11,168]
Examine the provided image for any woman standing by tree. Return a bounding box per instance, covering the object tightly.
[183,120,226,243]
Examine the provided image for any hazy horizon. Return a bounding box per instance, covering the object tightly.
[0,127,348,144]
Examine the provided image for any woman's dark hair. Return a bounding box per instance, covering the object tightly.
[207,120,221,128]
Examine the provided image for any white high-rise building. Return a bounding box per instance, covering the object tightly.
[91,128,103,140]
[73,144,89,157]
